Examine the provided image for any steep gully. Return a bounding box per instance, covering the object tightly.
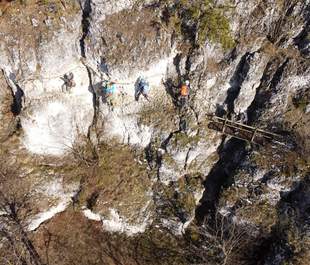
[78,0,100,157]
[195,1,309,225]
[0,69,24,141]
[1,69,25,116]
[195,54,290,224]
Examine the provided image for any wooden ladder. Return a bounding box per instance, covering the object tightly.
[207,115,284,145]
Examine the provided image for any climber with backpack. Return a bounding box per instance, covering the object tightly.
[135,76,150,102]
[179,80,190,108]
[61,72,76,92]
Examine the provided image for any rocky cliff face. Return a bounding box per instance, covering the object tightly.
[0,1,309,265]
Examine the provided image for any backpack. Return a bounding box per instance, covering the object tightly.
[139,79,149,93]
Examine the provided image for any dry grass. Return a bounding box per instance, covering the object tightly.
[76,141,152,218]
[138,94,179,132]
[206,57,221,74]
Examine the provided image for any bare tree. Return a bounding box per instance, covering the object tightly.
[0,160,45,265]
[183,212,255,265]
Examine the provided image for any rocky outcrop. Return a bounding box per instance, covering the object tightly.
[0,1,309,265]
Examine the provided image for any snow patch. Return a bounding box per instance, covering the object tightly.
[102,209,149,236]
[219,207,231,217]
[159,165,180,185]
[288,75,310,89]
[27,179,78,231]
[82,208,151,236]
[83,198,153,236]
[161,217,193,235]
[206,77,217,88]
[194,190,204,204]
[28,200,69,231]
[82,209,102,222]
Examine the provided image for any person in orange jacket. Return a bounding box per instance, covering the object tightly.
[180,80,190,108]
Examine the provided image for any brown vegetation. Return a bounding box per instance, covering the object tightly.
[0,160,44,265]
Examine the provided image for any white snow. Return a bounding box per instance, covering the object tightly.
[102,209,149,236]
[206,77,217,88]
[82,197,153,236]
[253,169,267,181]
[22,101,73,155]
[219,207,231,217]
[159,165,181,185]
[82,208,102,221]
[92,0,135,22]
[194,190,204,204]
[27,179,79,231]
[20,52,177,156]
[161,217,193,235]
[288,75,310,89]
[82,207,151,236]
[28,200,69,231]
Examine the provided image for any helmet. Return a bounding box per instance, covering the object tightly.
[185,80,190,86]
[66,72,73,80]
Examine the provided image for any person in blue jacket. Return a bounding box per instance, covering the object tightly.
[135,76,150,102]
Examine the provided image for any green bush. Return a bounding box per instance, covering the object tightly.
[162,0,235,49]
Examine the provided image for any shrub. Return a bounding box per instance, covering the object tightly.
[161,0,235,49]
